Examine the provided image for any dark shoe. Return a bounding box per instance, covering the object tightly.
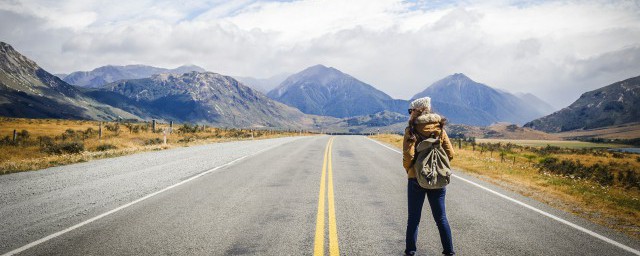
[404,251,416,256]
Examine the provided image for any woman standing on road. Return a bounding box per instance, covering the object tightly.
[402,97,455,256]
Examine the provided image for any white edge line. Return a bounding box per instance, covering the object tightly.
[366,137,640,255]
[2,141,290,256]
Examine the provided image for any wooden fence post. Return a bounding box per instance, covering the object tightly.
[13,129,17,142]
[152,119,156,133]
[98,123,102,140]
[169,121,173,134]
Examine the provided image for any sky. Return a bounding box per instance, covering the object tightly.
[1,0,639,108]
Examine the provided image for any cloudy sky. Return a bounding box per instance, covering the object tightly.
[1,0,639,108]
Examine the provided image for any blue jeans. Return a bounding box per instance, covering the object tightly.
[405,178,454,255]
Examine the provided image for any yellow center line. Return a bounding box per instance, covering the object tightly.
[313,137,330,256]
[327,138,340,256]
[313,137,340,256]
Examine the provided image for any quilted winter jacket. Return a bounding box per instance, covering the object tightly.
[402,113,455,178]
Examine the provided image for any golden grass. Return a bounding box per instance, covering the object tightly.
[556,122,640,140]
[0,117,312,174]
[370,134,640,240]
[476,139,628,149]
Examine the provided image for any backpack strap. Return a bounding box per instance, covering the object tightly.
[410,122,426,167]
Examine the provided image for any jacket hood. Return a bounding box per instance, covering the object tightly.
[415,113,442,124]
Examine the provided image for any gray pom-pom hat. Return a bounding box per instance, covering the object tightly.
[410,97,442,124]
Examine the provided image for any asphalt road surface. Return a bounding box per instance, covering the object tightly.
[1,135,639,255]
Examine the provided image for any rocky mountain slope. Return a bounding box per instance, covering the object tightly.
[524,75,640,132]
[0,42,139,120]
[90,72,334,128]
[412,73,547,126]
[267,65,407,118]
[63,64,206,88]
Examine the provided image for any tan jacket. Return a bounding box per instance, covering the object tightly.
[402,113,455,178]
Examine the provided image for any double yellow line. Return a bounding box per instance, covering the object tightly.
[314,137,340,256]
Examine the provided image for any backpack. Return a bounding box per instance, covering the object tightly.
[412,125,452,189]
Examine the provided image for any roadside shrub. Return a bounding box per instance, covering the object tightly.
[523,154,537,166]
[611,152,624,159]
[104,123,120,134]
[37,136,54,147]
[123,123,143,134]
[42,141,85,155]
[17,130,30,141]
[61,129,76,141]
[178,123,199,134]
[144,138,163,145]
[0,135,15,146]
[83,128,95,138]
[592,164,614,186]
[95,144,117,151]
[617,169,640,189]
[177,136,196,143]
[532,145,563,155]
[537,157,632,188]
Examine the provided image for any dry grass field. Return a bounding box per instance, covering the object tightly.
[476,139,628,148]
[556,122,640,140]
[370,134,640,240]
[0,117,311,174]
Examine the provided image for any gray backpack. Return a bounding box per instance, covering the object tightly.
[413,127,452,189]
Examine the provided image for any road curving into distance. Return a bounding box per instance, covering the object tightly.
[1,135,639,255]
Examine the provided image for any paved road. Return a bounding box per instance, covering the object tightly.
[1,136,639,255]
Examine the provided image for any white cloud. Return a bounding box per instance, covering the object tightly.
[0,0,639,108]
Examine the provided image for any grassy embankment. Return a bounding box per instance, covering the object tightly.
[0,117,311,174]
[370,134,640,239]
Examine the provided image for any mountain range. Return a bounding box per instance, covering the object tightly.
[267,65,407,118]
[0,42,138,120]
[3,40,638,136]
[267,67,554,126]
[61,64,206,88]
[411,73,549,126]
[0,42,334,129]
[88,72,331,128]
[524,75,640,132]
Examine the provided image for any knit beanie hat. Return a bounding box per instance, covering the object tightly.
[409,97,431,113]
